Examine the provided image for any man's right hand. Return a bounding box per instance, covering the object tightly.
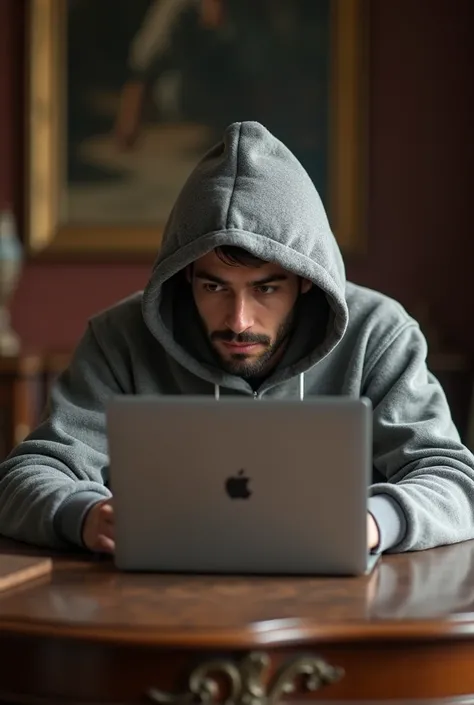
[82,499,115,554]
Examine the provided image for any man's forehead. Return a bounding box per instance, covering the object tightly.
[192,251,287,276]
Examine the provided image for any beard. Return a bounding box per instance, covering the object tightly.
[208,311,295,378]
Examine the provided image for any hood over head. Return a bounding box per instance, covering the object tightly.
[142,121,348,392]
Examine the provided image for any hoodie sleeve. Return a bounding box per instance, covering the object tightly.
[365,322,474,553]
[0,324,123,549]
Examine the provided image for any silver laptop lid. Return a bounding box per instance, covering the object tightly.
[107,396,373,575]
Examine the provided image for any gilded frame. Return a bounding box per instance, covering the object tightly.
[26,0,368,258]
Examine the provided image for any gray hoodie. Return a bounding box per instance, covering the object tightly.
[1,121,474,553]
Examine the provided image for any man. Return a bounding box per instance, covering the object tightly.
[1,121,474,556]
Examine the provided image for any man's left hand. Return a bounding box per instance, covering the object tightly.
[367,512,380,551]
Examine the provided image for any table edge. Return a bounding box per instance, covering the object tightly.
[1,616,474,648]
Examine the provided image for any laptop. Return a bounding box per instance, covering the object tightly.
[106,396,380,576]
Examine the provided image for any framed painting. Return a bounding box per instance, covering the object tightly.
[27,0,368,258]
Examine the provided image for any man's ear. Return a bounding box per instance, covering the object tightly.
[300,278,313,294]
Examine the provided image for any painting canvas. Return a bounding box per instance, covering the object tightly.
[27,0,367,257]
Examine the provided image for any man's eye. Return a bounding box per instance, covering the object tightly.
[256,285,276,294]
[204,283,224,292]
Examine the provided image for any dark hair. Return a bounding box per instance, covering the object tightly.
[214,246,264,267]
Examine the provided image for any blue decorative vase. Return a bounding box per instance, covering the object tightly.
[0,210,23,355]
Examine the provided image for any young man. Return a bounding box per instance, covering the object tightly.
[1,121,473,556]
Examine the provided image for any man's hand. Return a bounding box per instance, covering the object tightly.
[367,512,380,551]
[81,503,379,555]
[82,499,115,554]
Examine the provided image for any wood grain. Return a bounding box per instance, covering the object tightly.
[0,539,473,646]
[0,538,474,701]
[0,553,52,592]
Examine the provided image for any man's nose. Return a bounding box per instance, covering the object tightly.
[225,295,255,333]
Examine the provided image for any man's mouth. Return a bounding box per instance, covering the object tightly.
[221,342,262,354]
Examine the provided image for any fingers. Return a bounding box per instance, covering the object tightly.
[101,517,114,540]
[94,501,115,554]
[95,534,115,555]
[100,499,114,513]
[100,502,114,522]
[99,505,115,541]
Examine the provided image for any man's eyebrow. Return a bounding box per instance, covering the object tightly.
[194,270,228,285]
[194,271,289,286]
[249,274,288,286]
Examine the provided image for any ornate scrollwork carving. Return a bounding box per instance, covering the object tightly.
[147,651,344,705]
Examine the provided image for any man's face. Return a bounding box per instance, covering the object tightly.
[188,251,311,377]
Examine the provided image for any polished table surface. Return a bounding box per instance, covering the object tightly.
[1,537,474,704]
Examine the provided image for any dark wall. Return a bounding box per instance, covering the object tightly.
[0,0,473,352]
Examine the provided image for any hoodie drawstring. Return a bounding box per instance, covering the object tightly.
[214,373,305,401]
[299,372,305,400]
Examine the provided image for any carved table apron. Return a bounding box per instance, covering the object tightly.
[0,538,474,704]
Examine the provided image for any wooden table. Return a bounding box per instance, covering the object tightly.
[0,538,474,704]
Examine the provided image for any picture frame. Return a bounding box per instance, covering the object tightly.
[27,0,368,259]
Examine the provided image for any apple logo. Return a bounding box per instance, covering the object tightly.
[225,469,252,499]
